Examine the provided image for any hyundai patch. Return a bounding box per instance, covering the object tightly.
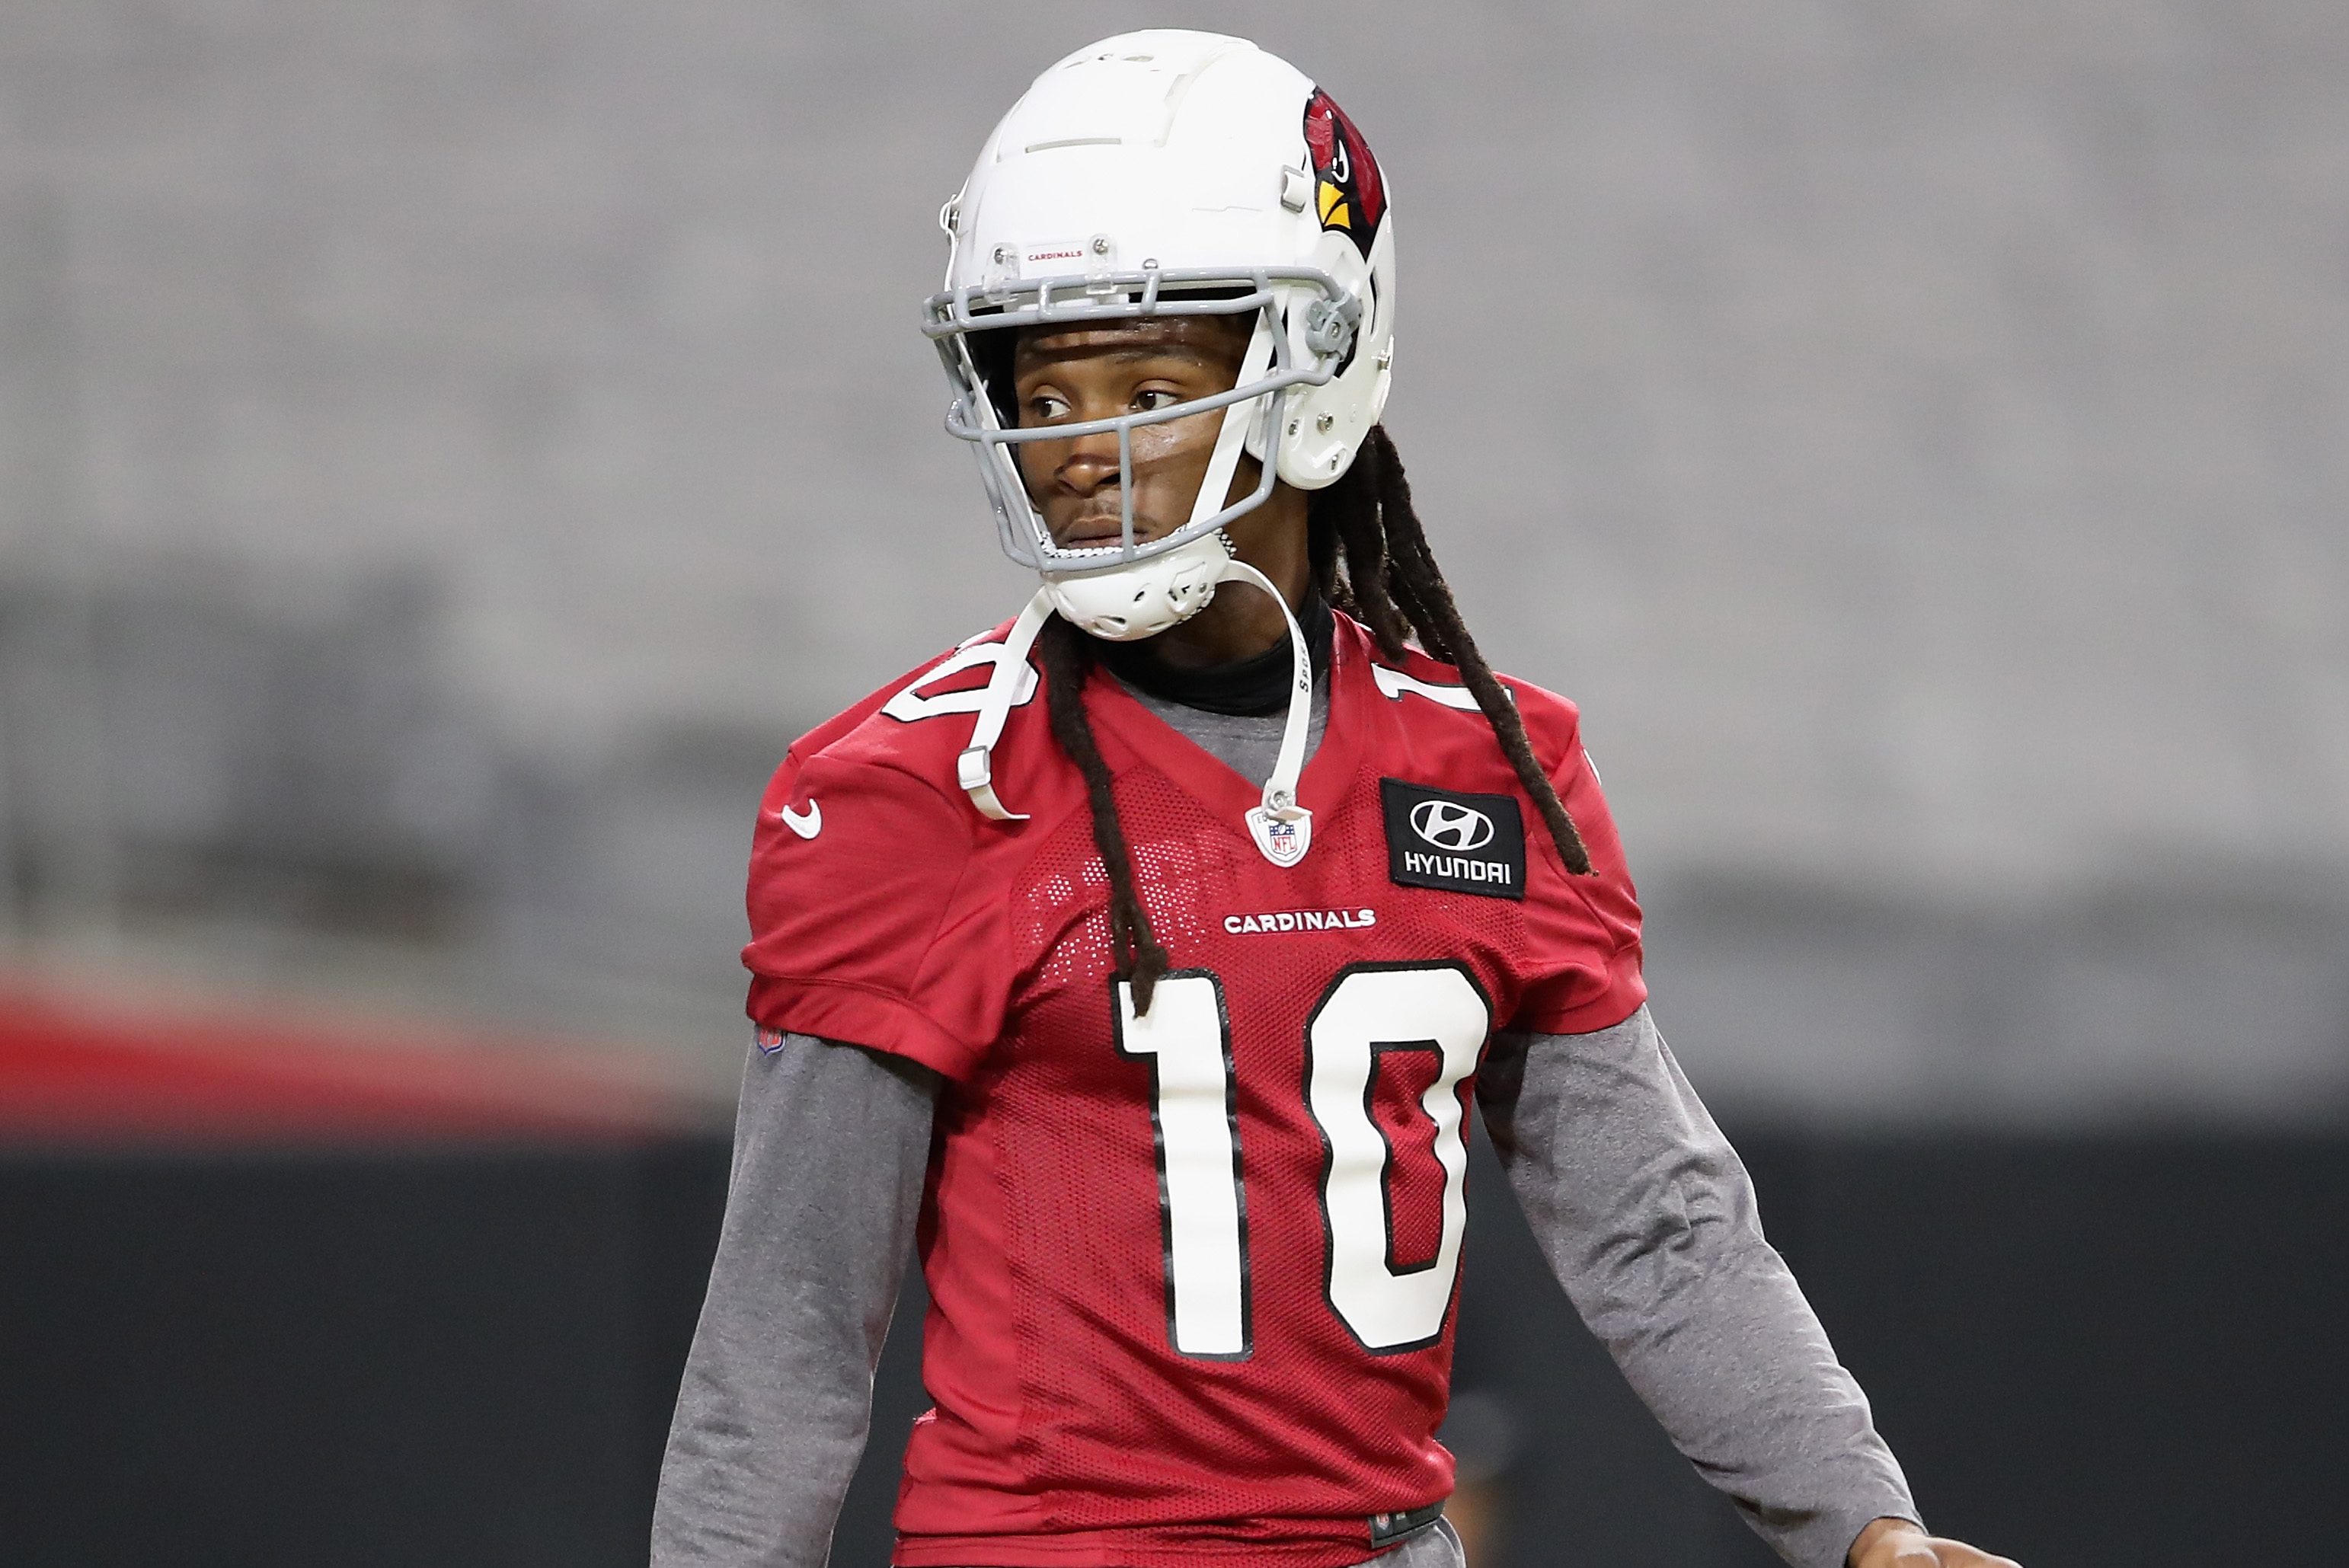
[1379,778,1526,900]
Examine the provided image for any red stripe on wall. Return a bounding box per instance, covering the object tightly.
[0,987,698,1145]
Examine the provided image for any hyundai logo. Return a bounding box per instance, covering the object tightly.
[1409,800,1494,851]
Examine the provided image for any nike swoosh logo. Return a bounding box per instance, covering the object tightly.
[777,800,821,840]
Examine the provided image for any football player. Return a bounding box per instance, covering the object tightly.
[653,30,2018,1568]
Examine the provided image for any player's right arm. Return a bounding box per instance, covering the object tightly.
[654,723,1012,1565]
[650,1032,937,1568]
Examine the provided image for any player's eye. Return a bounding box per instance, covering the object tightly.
[1027,392,1071,423]
[1133,388,1183,413]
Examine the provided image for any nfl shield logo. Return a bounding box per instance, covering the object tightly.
[1245,805,1313,869]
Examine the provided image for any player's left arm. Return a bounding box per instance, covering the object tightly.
[1488,701,2019,1568]
[1481,1012,2023,1568]
[1478,1009,1913,1568]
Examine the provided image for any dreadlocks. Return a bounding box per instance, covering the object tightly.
[1040,424,1594,1011]
[1038,614,1174,1011]
[1336,427,1595,880]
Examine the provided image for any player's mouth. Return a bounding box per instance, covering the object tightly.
[1055,511,1165,550]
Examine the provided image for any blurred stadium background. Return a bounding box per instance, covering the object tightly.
[1,3,2343,1565]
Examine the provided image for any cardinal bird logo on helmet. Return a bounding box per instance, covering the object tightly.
[1302,88,1387,257]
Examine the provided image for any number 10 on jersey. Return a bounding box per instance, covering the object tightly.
[1114,963,1491,1357]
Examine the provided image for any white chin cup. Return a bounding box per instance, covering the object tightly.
[1042,530,1233,642]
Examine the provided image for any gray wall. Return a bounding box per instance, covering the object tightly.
[2,2,2344,1113]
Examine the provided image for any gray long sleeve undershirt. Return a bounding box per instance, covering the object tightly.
[654,1037,937,1565]
[1479,1014,1916,1566]
[653,685,1916,1568]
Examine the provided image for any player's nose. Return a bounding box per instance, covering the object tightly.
[1055,424,1123,495]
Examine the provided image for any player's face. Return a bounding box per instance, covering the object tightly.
[1009,314,1258,551]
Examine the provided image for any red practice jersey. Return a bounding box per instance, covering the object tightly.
[743,612,1645,1568]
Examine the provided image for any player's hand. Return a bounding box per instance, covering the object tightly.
[1848,1516,2021,1568]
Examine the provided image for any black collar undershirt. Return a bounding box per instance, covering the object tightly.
[1097,592,1334,717]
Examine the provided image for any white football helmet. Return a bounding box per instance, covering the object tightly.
[925,31,1398,864]
[923,29,1397,639]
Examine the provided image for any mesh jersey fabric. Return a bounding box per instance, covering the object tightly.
[742,613,1644,1568]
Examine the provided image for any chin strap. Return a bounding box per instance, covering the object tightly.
[959,566,1315,870]
[1185,318,1278,535]
[1215,558,1315,868]
[957,586,1056,821]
